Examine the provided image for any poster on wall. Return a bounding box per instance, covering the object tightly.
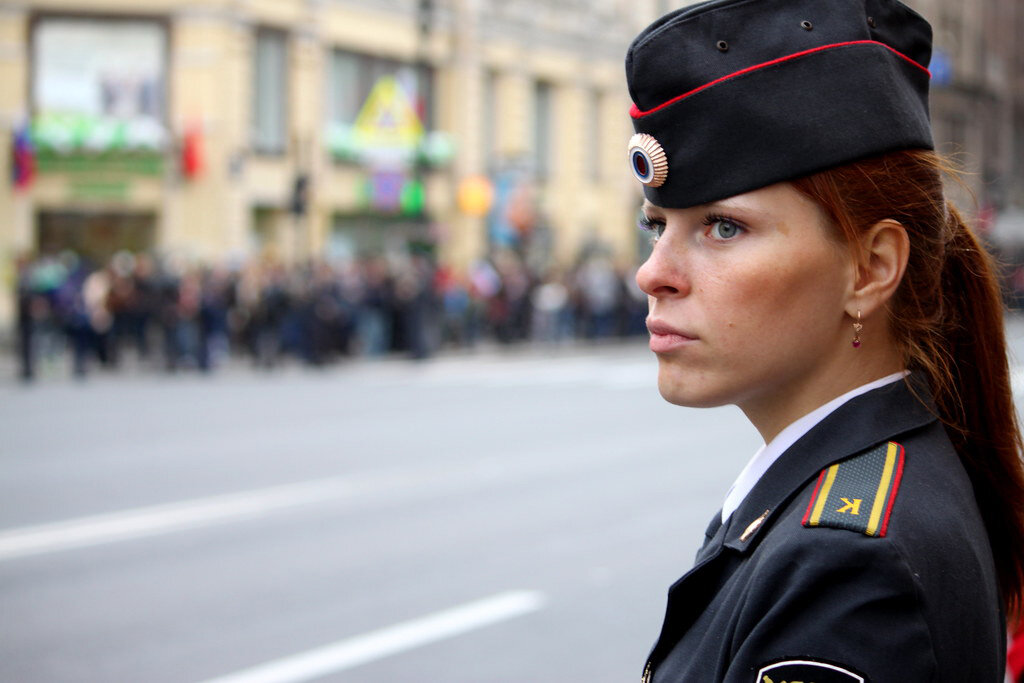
[32,18,167,152]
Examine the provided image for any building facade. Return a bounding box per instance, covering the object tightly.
[906,0,1024,213]
[0,0,657,327]
[1,0,1023,328]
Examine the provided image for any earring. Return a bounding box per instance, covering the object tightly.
[852,310,863,349]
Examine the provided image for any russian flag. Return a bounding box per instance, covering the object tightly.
[11,122,34,190]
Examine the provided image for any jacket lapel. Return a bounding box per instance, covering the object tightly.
[647,512,734,669]
[695,508,725,562]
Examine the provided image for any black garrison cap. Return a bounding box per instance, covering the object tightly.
[625,0,934,208]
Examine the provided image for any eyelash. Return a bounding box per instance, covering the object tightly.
[637,213,666,238]
[637,212,746,242]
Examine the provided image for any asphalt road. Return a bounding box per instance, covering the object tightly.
[0,339,761,683]
[3,319,1024,683]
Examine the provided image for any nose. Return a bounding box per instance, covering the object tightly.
[636,239,688,298]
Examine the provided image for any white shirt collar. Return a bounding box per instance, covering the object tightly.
[720,371,909,523]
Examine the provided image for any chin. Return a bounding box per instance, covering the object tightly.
[656,373,731,409]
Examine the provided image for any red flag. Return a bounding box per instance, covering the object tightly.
[182,123,204,179]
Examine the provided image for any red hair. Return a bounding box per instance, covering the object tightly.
[791,150,1024,620]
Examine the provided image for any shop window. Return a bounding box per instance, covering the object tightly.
[36,211,156,264]
[253,28,288,154]
[250,207,285,258]
[31,16,168,153]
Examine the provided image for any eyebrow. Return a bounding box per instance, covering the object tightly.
[642,200,713,215]
[642,199,753,216]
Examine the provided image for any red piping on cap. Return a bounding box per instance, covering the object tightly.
[630,40,931,119]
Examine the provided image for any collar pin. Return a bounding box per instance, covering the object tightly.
[740,509,771,542]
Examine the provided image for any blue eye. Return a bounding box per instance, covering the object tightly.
[703,215,744,241]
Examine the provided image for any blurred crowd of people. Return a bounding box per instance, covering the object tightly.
[13,248,649,381]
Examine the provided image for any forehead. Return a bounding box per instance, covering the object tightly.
[643,183,844,246]
[642,183,817,215]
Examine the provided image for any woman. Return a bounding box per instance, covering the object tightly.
[625,1,1024,681]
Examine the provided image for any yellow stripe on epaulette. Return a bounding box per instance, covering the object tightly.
[801,441,905,537]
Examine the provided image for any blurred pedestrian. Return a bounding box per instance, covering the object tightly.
[393,254,435,360]
[530,268,571,345]
[14,255,41,381]
[575,254,619,340]
[355,256,395,357]
[437,266,472,348]
[82,265,114,367]
[626,1,1024,681]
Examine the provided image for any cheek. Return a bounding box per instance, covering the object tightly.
[708,253,844,342]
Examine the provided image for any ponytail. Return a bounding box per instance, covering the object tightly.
[791,150,1024,620]
[934,202,1024,621]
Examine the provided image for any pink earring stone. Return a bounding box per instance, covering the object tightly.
[852,340,861,348]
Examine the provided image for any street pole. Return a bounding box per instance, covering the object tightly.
[414,0,433,252]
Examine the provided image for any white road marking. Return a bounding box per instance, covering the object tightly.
[0,478,352,561]
[199,590,547,683]
[0,434,648,562]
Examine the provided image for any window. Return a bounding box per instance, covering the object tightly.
[533,81,553,178]
[253,28,287,153]
[326,50,435,164]
[483,69,498,168]
[327,51,433,129]
[31,17,167,151]
[327,50,362,126]
[945,114,967,155]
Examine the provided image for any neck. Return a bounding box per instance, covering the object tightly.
[741,341,904,443]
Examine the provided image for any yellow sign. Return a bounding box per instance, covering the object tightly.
[353,76,424,149]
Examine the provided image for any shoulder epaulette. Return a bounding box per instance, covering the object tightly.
[801,441,905,537]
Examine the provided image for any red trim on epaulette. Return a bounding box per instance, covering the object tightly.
[629,40,932,119]
[877,442,906,537]
[801,468,828,526]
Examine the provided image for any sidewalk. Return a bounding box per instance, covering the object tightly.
[0,335,654,387]
[7,310,1024,388]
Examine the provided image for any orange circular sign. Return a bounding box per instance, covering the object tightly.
[457,175,494,217]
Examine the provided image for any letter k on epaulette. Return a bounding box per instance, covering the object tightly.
[801,441,905,537]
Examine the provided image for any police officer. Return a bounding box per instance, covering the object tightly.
[626,0,1024,680]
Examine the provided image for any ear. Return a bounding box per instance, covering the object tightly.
[846,219,909,319]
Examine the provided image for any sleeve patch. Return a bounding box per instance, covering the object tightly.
[801,441,905,537]
[757,659,865,682]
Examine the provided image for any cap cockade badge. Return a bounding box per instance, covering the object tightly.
[627,133,669,188]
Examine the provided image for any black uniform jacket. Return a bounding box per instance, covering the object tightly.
[644,378,1005,682]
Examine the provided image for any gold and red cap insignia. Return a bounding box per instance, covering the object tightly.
[627,133,669,188]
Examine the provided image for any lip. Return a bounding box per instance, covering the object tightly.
[646,319,698,353]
